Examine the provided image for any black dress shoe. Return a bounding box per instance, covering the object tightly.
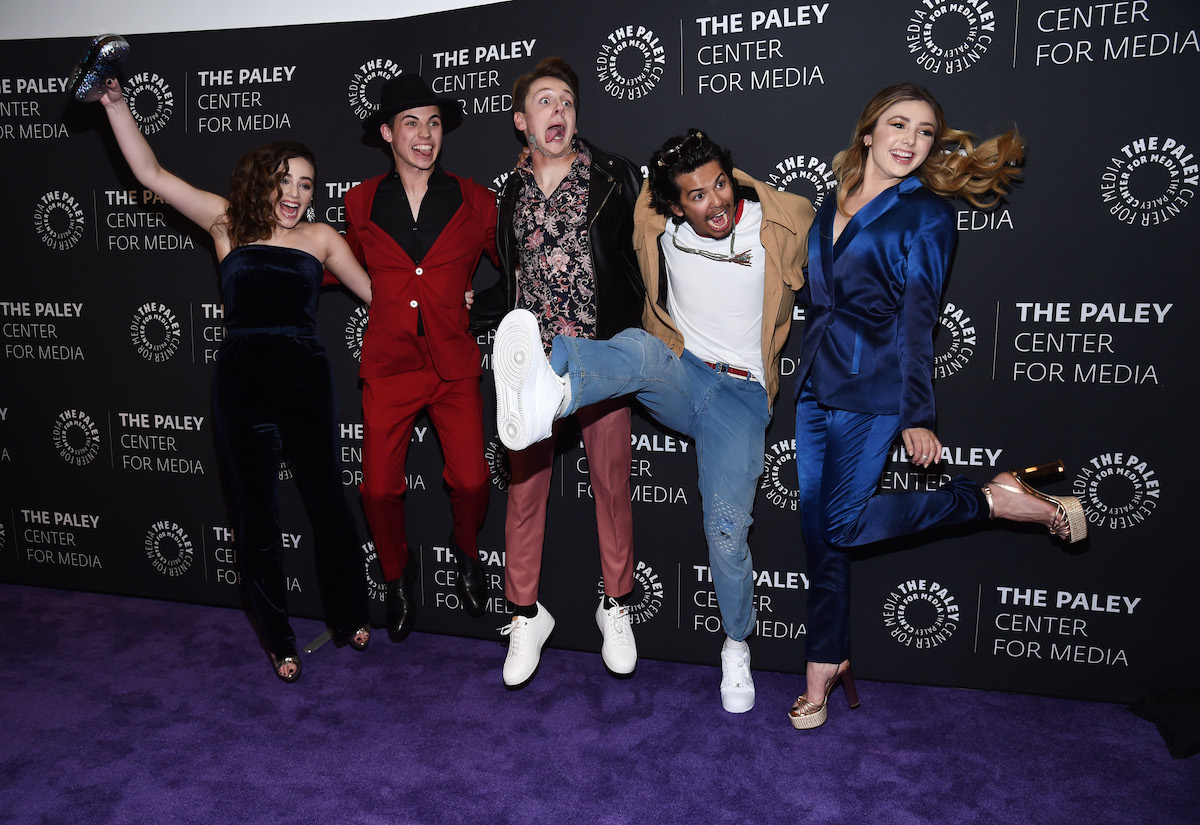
[455,550,488,617]
[385,575,414,642]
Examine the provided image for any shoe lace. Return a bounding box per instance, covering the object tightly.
[604,605,633,643]
[721,649,750,687]
[499,616,527,650]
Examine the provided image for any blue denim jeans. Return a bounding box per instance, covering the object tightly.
[551,329,769,641]
[795,378,988,663]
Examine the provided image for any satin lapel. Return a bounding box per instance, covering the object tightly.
[363,219,416,267]
[810,203,836,302]
[835,182,902,256]
[421,195,475,262]
[422,173,477,261]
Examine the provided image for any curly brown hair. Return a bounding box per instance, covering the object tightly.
[222,141,317,247]
[833,83,1023,211]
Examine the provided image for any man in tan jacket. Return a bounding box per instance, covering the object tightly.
[492,129,813,713]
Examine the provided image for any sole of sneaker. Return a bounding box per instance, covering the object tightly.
[494,311,542,451]
[721,692,755,713]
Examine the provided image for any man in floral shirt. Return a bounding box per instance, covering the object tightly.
[492,129,814,714]
[474,57,644,687]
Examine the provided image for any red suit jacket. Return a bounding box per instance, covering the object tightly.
[344,171,499,381]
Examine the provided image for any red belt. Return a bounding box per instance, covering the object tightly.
[703,361,751,380]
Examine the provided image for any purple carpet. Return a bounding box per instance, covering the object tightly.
[1,582,1195,825]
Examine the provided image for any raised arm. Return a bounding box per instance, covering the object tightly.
[314,223,372,306]
[98,79,229,243]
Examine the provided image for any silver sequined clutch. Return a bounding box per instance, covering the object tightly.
[69,34,130,102]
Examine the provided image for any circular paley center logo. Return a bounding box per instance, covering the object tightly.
[145,520,194,577]
[484,439,512,492]
[906,1,995,75]
[766,155,838,211]
[491,170,513,195]
[596,560,665,626]
[1101,136,1196,226]
[345,305,368,362]
[596,24,666,100]
[347,59,403,122]
[362,541,387,602]
[934,301,977,379]
[1072,453,1160,530]
[130,302,182,362]
[761,438,798,511]
[882,578,960,649]
[124,72,174,135]
[34,191,85,251]
[53,409,101,466]
[277,458,296,482]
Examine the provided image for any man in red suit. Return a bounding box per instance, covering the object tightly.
[344,74,499,639]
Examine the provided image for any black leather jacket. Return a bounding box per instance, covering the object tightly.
[471,139,644,338]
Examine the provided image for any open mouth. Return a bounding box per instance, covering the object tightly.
[544,124,565,144]
[279,200,301,220]
[891,149,915,164]
[412,143,435,160]
[707,206,731,234]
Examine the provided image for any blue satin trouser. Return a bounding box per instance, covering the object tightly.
[795,379,987,664]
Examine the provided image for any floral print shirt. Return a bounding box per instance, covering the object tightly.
[513,142,596,352]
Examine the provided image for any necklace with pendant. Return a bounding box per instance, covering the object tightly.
[670,220,752,266]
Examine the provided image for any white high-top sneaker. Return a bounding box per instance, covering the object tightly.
[719,637,754,713]
[493,309,569,451]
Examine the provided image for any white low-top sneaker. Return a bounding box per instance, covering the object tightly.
[500,602,555,686]
[720,637,755,713]
[596,597,637,675]
[493,309,566,451]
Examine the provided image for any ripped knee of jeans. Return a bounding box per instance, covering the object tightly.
[704,493,751,561]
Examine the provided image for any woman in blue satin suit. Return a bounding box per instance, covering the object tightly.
[789,83,1084,730]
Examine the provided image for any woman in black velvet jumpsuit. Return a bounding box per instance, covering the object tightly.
[96,78,373,683]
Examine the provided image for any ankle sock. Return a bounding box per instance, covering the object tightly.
[511,602,538,619]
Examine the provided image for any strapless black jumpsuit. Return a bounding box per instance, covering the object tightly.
[213,244,368,658]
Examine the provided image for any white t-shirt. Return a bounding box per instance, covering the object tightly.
[662,200,766,386]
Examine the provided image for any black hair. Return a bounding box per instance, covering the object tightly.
[647,128,736,218]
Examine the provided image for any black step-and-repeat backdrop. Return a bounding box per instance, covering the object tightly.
[2,1,1196,702]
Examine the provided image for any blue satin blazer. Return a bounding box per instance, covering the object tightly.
[795,176,956,430]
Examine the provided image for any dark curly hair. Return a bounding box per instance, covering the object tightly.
[223,141,317,247]
[647,129,735,220]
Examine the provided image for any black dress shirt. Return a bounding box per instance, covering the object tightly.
[370,165,464,263]
[370,166,464,334]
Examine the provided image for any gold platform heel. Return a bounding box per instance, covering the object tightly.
[789,660,860,730]
[983,460,1088,544]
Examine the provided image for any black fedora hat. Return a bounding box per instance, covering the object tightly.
[363,74,464,134]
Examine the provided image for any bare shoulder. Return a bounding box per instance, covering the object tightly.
[303,221,349,258]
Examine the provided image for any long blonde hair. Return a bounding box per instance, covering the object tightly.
[833,82,1023,211]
